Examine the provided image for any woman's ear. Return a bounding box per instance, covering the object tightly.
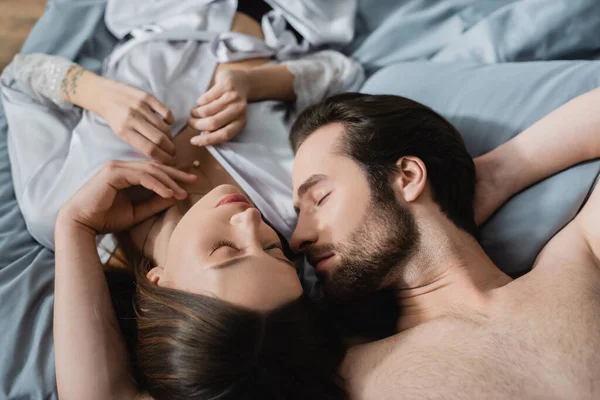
[393,156,427,202]
[146,266,165,286]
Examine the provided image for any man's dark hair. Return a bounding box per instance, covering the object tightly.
[290,93,476,235]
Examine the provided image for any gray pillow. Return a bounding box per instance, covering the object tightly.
[361,60,600,275]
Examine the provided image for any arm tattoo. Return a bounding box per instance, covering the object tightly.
[60,66,85,103]
[60,68,72,102]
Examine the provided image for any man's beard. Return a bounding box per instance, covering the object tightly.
[310,186,419,304]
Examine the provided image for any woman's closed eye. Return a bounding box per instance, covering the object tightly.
[210,240,284,255]
[210,240,240,255]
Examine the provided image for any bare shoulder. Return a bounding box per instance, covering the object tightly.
[533,181,600,279]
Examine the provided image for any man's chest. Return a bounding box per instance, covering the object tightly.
[348,286,600,400]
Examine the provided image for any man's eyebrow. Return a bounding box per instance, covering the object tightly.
[296,174,327,202]
[209,255,296,270]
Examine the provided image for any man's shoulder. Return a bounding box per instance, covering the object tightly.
[530,182,600,281]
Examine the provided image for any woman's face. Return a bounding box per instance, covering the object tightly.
[147,185,303,311]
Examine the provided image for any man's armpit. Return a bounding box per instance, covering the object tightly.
[530,216,597,279]
[574,181,600,267]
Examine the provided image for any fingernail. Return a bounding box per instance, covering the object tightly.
[190,137,200,145]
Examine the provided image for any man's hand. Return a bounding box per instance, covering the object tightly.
[188,69,250,147]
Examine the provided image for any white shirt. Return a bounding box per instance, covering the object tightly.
[1,0,364,262]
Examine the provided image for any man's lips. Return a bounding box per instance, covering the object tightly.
[309,253,335,271]
[215,194,250,207]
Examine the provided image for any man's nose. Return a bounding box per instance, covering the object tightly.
[290,217,318,253]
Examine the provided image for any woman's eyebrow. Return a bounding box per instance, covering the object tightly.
[209,255,253,270]
[209,255,296,270]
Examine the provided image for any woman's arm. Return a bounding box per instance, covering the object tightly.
[2,53,77,110]
[239,52,366,103]
[5,53,176,164]
[282,50,365,112]
[54,216,137,400]
[474,87,600,224]
[244,64,296,101]
[188,50,365,146]
[54,160,195,400]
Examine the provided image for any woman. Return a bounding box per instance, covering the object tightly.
[1,1,363,398]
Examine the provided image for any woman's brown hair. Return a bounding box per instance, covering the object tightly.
[105,233,346,400]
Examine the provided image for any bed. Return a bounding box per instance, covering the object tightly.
[1,0,600,397]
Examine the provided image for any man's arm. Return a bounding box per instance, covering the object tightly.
[474,87,600,224]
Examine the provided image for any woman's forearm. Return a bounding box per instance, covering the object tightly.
[60,66,105,113]
[479,87,600,198]
[54,215,136,400]
[245,64,296,102]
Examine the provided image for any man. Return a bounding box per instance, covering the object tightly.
[289,92,600,399]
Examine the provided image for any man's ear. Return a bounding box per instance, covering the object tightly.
[393,156,427,202]
[146,266,166,286]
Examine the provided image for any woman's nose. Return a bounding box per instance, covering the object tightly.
[230,207,262,230]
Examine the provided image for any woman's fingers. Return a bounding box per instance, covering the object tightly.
[196,83,226,107]
[148,163,198,184]
[138,162,197,199]
[137,163,191,200]
[127,131,175,165]
[102,161,173,198]
[139,174,176,198]
[188,101,246,132]
[190,119,246,147]
[143,94,175,124]
[104,160,196,199]
[132,118,176,156]
[191,90,238,118]
[138,105,172,134]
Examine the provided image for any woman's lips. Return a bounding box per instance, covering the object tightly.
[215,194,250,207]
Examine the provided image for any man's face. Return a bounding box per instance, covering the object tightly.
[291,123,419,302]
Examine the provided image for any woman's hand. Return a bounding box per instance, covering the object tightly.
[63,67,176,164]
[94,78,177,164]
[189,69,250,147]
[59,160,196,235]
